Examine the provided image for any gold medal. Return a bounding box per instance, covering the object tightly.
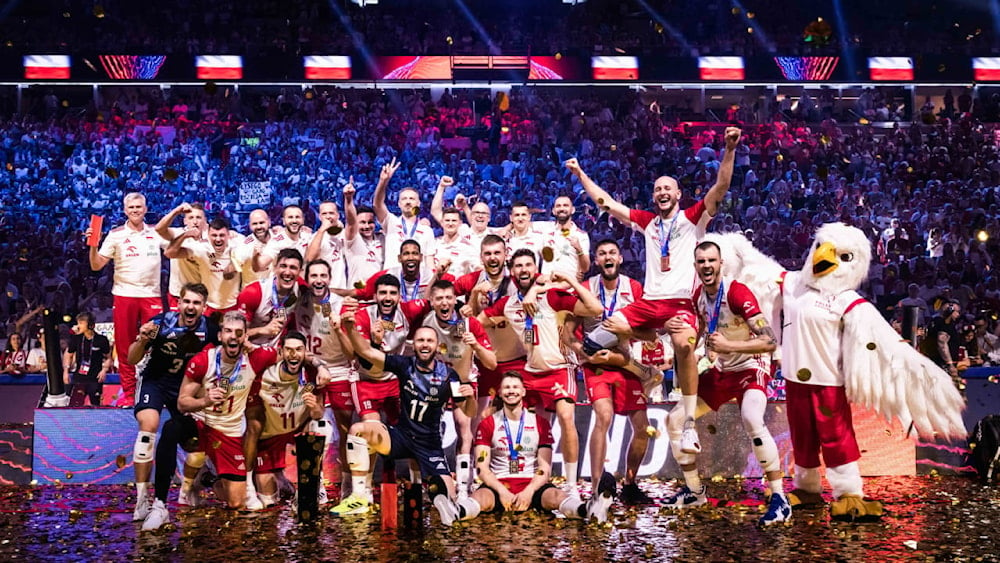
[354,280,365,290]
[302,383,315,395]
[514,444,523,452]
[541,246,555,262]
[523,328,535,346]
[561,228,570,237]
[509,460,519,474]
[660,254,671,272]
[381,320,396,331]
[321,303,332,318]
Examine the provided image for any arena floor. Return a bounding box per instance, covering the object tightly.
[0,476,997,562]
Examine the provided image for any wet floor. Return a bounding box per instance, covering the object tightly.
[0,476,998,562]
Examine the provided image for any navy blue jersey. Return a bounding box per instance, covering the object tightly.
[138,313,219,382]
[383,355,460,444]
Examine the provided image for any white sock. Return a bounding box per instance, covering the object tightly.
[455,454,471,496]
[259,492,279,506]
[136,481,149,499]
[683,469,702,492]
[181,477,195,493]
[409,467,422,484]
[769,478,785,496]
[564,462,579,491]
[682,395,698,422]
[246,471,257,495]
[558,495,585,519]
[365,471,374,501]
[457,497,481,520]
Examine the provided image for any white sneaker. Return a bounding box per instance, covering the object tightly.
[178,487,202,508]
[433,495,459,527]
[132,494,152,522]
[245,490,264,511]
[317,485,329,506]
[680,420,701,454]
[667,389,683,403]
[141,499,169,531]
[586,472,617,523]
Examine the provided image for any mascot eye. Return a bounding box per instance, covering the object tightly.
[840,252,854,262]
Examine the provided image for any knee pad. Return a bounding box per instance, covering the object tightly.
[669,435,697,466]
[345,435,371,472]
[748,428,780,473]
[133,431,157,464]
[427,474,448,499]
[307,418,334,443]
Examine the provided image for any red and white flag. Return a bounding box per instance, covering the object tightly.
[196,55,243,80]
[868,57,913,81]
[698,56,744,80]
[591,56,639,80]
[304,56,352,80]
[24,55,70,79]
[974,57,1000,81]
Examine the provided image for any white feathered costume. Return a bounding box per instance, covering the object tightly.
[708,223,965,518]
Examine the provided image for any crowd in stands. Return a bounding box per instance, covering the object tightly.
[1,80,1000,371]
[4,0,996,58]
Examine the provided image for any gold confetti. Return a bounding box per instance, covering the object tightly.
[164,168,179,181]
[819,406,833,417]
[796,368,812,382]
[301,460,311,471]
[597,197,605,205]
[866,342,877,351]
[65,472,73,480]
[707,425,717,435]
[116,455,127,469]
[645,425,660,438]
[884,428,892,437]
[541,247,554,262]
[688,337,696,345]
[354,281,365,289]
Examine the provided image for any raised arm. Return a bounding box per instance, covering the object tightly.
[154,203,192,241]
[704,126,741,216]
[341,306,385,370]
[564,158,631,224]
[343,178,358,242]
[163,228,198,259]
[553,272,603,318]
[430,175,454,227]
[372,157,400,224]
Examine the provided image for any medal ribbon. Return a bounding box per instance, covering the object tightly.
[707,280,726,334]
[658,212,680,258]
[215,349,244,387]
[502,410,525,464]
[598,280,619,321]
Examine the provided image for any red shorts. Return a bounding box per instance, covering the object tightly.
[699,366,770,411]
[205,304,238,319]
[785,380,861,468]
[583,365,646,415]
[521,366,576,411]
[352,378,400,424]
[197,421,246,477]
[324,380,355,412]
[477,357,527,399]
[256,432,294,472]
[619,298,697,331]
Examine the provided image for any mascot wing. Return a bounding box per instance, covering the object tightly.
[706,232,787,341]
[842,300,966,441]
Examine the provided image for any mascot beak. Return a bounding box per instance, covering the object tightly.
[812,242,839,277]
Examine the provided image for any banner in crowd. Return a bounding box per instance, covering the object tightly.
[239,181,272,205]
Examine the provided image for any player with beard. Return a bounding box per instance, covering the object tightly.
[237,248,303,346]
[423,279,496,499]
[154,202,208,311]
[453,235,526,412]
[374,158,437,271]
[305,200,349,291]
[531,196,591,281]
[255,205,313,273]
[177,312,276,518]
[663,242,789,525]
[340,318,474,527]
[567,239,655,505]
[166,217,241,316]
[355,240,441,303]
[565,126,741,457]
[331,274,431,515]
[292,259,358,501]
[343,180,386,287]
[234,209,273,288]
[243,330,330,509]
[454,372,617,523]
[459,199,498,250]
[127,283,219,531]
[479,249,603,497]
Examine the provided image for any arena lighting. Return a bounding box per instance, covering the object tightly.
[350,0,378,6]
[977,230,990,242]
[774,56,840,81]
[99,55,166,80]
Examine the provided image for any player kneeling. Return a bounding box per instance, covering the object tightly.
[454,372,617,524]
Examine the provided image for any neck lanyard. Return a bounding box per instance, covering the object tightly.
[658,212,680,257]
[272,280,291,310]
[481,269,508,304]
[517,290,534,330]
[598,279,619,321]
[502,410,525,461]
[281,361,307,387]
[707,280,726,333]
[401,272,420,302]
[215,349,244,388]
[401,216,418,239]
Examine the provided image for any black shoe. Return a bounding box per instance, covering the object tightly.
[619,482,654,505]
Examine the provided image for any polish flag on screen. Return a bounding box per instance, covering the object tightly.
[868,57,913,81]
[196,55,243,80]
[973,58,1000,81]
[304,56,352,80]
[24,55,71,79]
[591,56,639,80]
[698,56,744,80]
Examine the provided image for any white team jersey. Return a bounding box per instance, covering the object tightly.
[345,234,385,286]
[188,241,241,310]
[258,363,317,440]
[356,303,413,381]
[382,213,436,271]
[535,221,591,279]
[630,201,711,300]
[233,233,269,288]
[486,290,578,373]
[237,277,300,346]
[781,272,865,387]
[694,278,770,373]
[167,226,206,296]
[188,347,265,437]
[433,235,478,277]
[293,291,353,378]
[582,275,642,334]
[506,229,547,262]
[312,231,349,290]
[461,224,499,252]
[476,410,553,479]
[98,223,168,298]
[262,229,313,266]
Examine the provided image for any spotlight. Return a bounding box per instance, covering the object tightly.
[976,230,989,242]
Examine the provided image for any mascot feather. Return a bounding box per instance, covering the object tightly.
[712,224,965,521]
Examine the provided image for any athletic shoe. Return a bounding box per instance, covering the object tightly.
[759,493,792,526]
[132,494,152,522]
[663,485,707,509]
[619,482,655,505]
[244,491,264,511]
[666,389,683,403]
[317,485,329,506]
[178,487,202,508]
[586,471,617,523]
[680,420,701,454]
[141,499,169,531]
[433,495,460,527]
[329,493,370,516]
